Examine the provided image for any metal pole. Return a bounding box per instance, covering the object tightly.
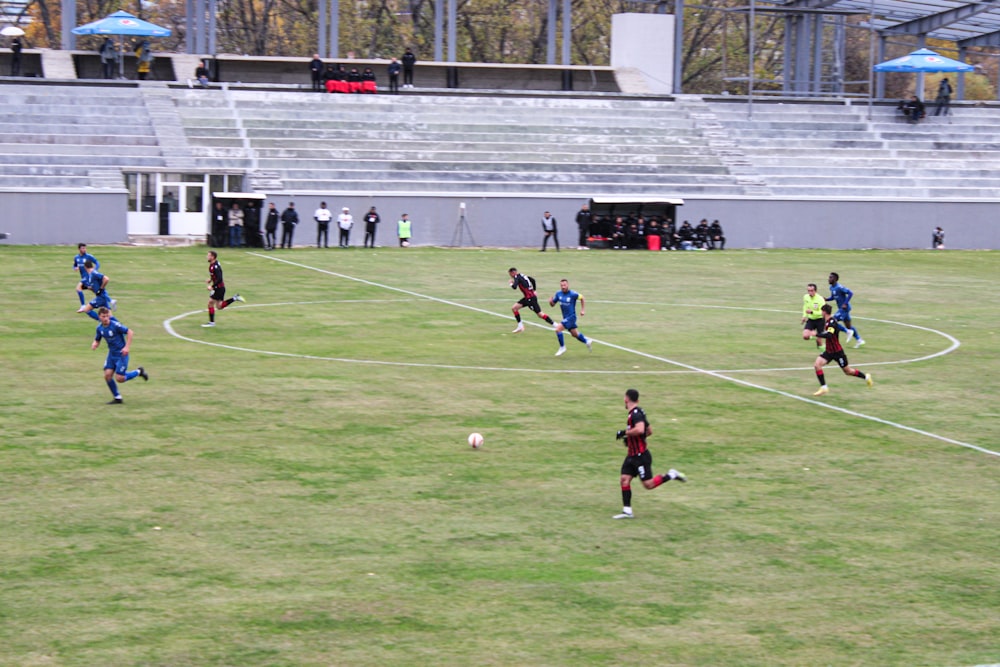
[434,0,443,61]
[61,0,76,49]
[561,0,571,65]
[195,0,206,54]
[185,0,194,54]
[330,0,339,59]
[447,0,456,61]
[747,0,755,120]
[672,0,684,94]
[208,0,217,56]
[318,0,327,58]
[547,0,557,64]
[867,0,875,120]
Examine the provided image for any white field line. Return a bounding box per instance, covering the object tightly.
[161,253,997,458]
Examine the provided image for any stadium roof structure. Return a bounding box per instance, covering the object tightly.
[773,0,1000,48]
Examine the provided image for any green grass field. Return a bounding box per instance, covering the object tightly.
[2,245,998,667]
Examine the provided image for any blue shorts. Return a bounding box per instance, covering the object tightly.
[833,307,852,322]
[104,353,129,375]
[89,293,113,310]
[560,316,578,331]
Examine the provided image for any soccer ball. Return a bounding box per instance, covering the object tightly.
[468,432,484,449]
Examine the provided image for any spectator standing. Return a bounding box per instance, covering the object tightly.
[314,202,332,248]
[280,202,298,248]
[401,48,416,87]
[363,206,380,248]
[934,78,952,117]
[264,202,279,250]
[309,54,324,91]
[227,202,244,247]
[708,220,726,250]
[100,38,116,79]
[575,203,592,249]
[932,226,945,249]
[397,213,412,246]
[135,40,152,80]
[541,211,559,252]
[212,201,227,246]
[388,57,401,94]
[10,37,22,76]
[244,201,261,247]
[337,207,354,247]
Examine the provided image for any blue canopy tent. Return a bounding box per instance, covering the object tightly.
[873,48,975,74]
[72,11,171,79]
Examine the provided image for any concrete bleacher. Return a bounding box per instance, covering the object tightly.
[704,99,1000,199]
[172,89,749,196]
[0,84,164,189]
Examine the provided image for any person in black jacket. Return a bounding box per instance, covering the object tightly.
[10,37,22,76]
[401,48,416,87]
[388,57,401,94]
[363,206,380,248]
[933,78,952,117]
[280,202,299,248]
[575,204,592,249]
[309,54,323,91]
[264,202,279,250]
[708,220,726,250]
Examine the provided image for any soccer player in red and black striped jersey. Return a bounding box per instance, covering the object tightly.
[508,267,554,333]
[812,304,873,396]
[203,251,245,327]
[614,389,686,519]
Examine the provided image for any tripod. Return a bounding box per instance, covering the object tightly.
[450,206,477,247]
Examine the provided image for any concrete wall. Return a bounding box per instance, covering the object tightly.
[0,190,127,245]
[245,194,1000,250]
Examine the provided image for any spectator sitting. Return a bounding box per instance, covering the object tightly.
[195,60,210,87]
[661,218,678,250]
[361,67,377,93]
[898,96,926,123]
[347,67,362,93]
[323,64,338,92]
[625,222,643,249]
[611,216,627,249]
[709,219,726,250]
[646,219,660,249]
[695,219,711,249]
[677,221,696,250]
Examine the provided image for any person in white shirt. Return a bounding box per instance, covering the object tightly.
[314,202,333,248]
[338,207,354,247]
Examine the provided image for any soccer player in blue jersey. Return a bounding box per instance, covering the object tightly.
[826,271,864,348]
[92,307,148,404]
[76,260,117,321]
[812,304,872,396]
[72,243,99,305]
[613,389,686,519]
[508,267,553,333]
[549,279,592,356]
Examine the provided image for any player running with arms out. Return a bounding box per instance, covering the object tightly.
[203,251,244,327]
[614,389,686,520]
[802,283,825,348]
[73,243,99,306]
[92,307,148,404]
[76,260,117,320]
[812,304,873,396]
[508,267,554,333]
[549,279,592,356]
[826,272,864,348]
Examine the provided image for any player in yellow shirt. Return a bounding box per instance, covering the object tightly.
[801,283,825,348]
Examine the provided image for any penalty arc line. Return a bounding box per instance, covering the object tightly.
[234,253,998,458]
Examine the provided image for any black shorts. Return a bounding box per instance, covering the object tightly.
[820,350,849,368]
[803,318,824,332]
[621,450,654,481]
[210,286,226,302]
[517,296,542,313]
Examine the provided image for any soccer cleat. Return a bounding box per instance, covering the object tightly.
[555,347,566,356]
[866,373,874,388]
[586,340,593,352]
[669,468,687,483]
[107,397,123,404]
[201,322,216,327]
[233,294,246,303]
[813,385,829,396]
[109,299,118,312]
[511,323,524,333]
[613,511,634,520]
[842,328,854,341]
[138,367,149,381]
[854,338,865,348]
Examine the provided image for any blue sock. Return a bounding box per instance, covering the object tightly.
[577,333,588,344]
[106,379,120,397]
[850,326,861,340]
[557,332,565,346]
[123,370,139,382]
[77,290,86,305]
[85,310,99,321]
